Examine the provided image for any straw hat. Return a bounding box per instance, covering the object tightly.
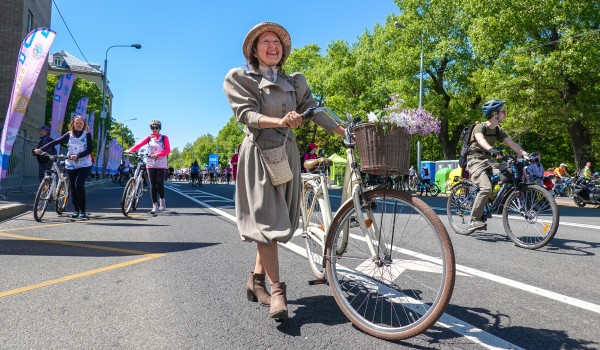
[243,22,291,64]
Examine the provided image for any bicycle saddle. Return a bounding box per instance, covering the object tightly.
[304,157,333,171]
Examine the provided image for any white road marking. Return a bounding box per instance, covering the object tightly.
[169,184,600,314]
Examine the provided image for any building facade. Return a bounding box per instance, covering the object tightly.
[48,50,104,90]
[0,0,52,139]
[0,0,52,193]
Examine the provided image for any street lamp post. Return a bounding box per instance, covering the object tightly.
[120,117,137,149]
[95,43,141,178]
[395,21,425,167]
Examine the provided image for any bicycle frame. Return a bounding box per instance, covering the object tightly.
[43,156,67,201]
[302,107,391,267]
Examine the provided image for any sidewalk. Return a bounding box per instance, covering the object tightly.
[0,180,110,222]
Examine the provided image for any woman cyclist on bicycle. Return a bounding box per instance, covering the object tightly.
[35,114,93,219]
[126,120,171,214]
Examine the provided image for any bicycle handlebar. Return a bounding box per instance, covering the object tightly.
[302,107,350,128]
[123,152,148,160]
[35,152,67,161]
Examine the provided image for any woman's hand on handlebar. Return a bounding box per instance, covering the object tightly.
[281,111,303,129]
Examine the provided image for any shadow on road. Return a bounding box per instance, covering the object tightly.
[0,240,219,257]
[443,304,599,350]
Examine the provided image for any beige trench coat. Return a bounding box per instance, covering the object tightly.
[224,68,337,244]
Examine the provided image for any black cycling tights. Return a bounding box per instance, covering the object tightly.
[147,168,165,203]
[66,166,91,212]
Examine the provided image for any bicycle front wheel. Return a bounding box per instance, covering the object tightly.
[55,178,70,215]
[121,178,137,216]
[301,182,326,281]
[325,189,455,340]
[34,178,52,221]
[119,174,128,186]
[564,185,574,198]
[446,182,477,235]
[502,185,559,249]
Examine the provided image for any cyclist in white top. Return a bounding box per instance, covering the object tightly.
[35,114,93,218]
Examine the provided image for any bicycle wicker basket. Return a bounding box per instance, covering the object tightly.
[354,123,411,175]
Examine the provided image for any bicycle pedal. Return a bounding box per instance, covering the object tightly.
[308,279,326,286]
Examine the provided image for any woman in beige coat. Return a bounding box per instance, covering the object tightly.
[224,22,344,321]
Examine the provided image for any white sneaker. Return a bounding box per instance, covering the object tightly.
[468,219,486,231]
[159,198,166,211]
[150,203,160,214]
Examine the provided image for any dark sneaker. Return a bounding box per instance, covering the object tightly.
[70,212,80,218]
[79,211,88,219]
[468,219,487,231]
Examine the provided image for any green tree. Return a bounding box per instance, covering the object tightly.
[465,0,600,169]
[109,121,134,149]
[215,115,245,165]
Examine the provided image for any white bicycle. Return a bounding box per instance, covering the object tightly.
[299,107,456,340]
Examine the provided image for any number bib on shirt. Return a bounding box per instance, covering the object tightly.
[66,131,92,169]
[147,135,168,168]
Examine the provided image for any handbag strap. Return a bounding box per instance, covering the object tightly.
[253,128,289,154]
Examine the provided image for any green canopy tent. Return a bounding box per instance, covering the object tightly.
[328,153,347,186]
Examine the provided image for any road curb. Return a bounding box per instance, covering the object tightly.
[0,202,30,222]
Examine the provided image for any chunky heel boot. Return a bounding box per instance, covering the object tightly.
[245,272,271,305]
[269,282,288,321]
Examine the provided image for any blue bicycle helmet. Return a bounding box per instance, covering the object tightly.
[482,99,506,118]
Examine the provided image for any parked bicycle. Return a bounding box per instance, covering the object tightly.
[121,152,148,216]
[418,179,442,197]
[300,107,455,340]
[446,154,559,249]
[33,154,70,221]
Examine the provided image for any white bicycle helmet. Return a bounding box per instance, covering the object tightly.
[149,119,162,130]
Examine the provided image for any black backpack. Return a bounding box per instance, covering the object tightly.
[458,123,500,171]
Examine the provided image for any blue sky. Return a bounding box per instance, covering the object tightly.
[49,0,400,151]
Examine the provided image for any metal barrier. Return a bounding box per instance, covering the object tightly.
[0,134,40,198]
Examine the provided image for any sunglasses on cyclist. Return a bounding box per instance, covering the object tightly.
[150,126,160,130]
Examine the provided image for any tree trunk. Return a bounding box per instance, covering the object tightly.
[568,120,593,170]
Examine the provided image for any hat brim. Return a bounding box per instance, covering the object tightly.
[243,22,291,64]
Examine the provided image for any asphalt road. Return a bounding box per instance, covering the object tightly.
[1,181,598,349]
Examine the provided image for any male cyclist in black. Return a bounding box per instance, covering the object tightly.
[190,160,201,186]
[466,100,528,231]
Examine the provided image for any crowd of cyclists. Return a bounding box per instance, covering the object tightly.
[169,162,234,185]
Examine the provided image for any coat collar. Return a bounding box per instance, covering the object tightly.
[249,69,294,92]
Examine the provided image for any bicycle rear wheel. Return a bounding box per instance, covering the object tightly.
[34,178,52,221]
[55,178,70,215]
[446,182,477,235]
[325,189,455,340]
[301,182,326,281]
[430,184,441,197]
[502,185,559,249]
[121,178,137,216]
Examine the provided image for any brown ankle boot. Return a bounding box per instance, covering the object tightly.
[246,272,271,305]
[269,282,288,320]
